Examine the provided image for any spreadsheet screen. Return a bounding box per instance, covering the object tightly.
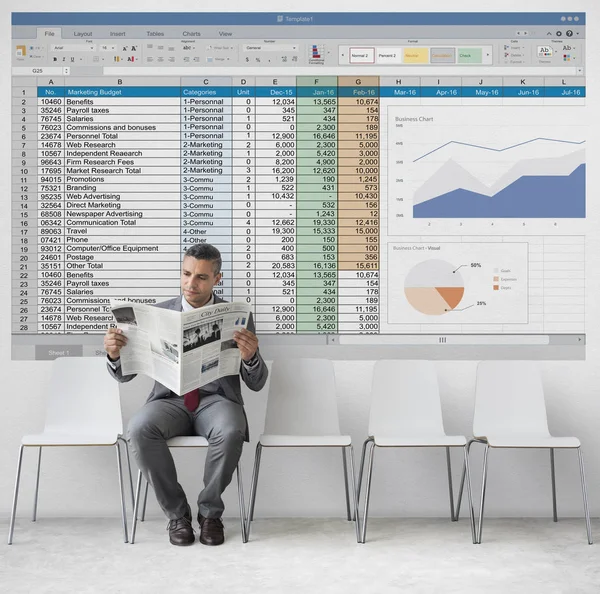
[11,12,587,359]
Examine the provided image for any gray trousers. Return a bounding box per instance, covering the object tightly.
[127,394,246,520]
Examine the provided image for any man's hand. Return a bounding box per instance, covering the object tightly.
[233,328,259,362]
[104,327,127,361]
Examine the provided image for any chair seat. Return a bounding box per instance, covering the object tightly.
[21,432,120,446]
[166,436,209,447]
[259,434,352,447]
[373,435,467,447]
[478,435,581,448]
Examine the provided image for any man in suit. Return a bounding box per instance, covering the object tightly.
[104,243,268,546]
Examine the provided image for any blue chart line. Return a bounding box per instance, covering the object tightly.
[413,138,586,163]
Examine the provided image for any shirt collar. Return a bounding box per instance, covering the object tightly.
[181,293,215,312]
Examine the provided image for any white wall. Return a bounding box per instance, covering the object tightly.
[3,359,600,519]
[2,0,599,521]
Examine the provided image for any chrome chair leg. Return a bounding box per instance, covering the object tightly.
[577,448,593,545]
[8,445,25,545]
[32,447,42,522]
[141,479,149,521]
[342,447,352,521]
[477,444,490,544]
[463,445,477,544]
[130,470,143,544]
[456,438,476,521]
[248,443,262,529]
[119,436,134,509]
[550,448,558,522]
[446,447,456,521]
[115,443,129,543]
[360,440,376,544]
[357,437,373,505]
[236,464,248,543]
[347,446,360,543]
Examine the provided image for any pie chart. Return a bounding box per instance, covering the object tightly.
[404,259,465,315]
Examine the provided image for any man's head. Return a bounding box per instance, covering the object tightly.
[181,243,222,308]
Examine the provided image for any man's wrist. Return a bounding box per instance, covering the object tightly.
[243,352,259,365]
[107,353,120,362]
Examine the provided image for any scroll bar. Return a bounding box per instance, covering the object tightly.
[331,334,551,345]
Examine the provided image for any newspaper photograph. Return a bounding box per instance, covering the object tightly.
[110,300,252,395]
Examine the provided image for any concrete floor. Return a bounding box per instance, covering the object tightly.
[2,517,600,593]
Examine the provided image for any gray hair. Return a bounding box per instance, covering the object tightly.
[184,243,222,275]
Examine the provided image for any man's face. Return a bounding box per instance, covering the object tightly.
[180,256,221,308]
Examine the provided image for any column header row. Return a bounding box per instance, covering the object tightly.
[18,75,586,88]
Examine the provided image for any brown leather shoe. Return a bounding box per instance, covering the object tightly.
[167,507,194,546]
[198,513,225,546]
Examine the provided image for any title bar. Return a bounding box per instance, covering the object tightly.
[12,12,586,26]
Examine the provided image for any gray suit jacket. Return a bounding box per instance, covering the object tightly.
[107,294,268,440]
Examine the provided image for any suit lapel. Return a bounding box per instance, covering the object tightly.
[169,295,183,312]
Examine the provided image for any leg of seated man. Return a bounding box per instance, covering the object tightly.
[128,397,193,520]
[193,397,246,544]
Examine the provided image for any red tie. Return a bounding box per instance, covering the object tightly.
[183,388,200,412]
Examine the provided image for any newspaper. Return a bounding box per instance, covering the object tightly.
[109,299,252,396]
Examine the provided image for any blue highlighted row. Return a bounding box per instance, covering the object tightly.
[38,86,378,98]
[38,86,586,99]
[379,87,585,98]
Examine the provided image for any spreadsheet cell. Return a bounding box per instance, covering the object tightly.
[39,129,185,139]
[46,259,180,268]
[30,270,182,280]
[248,297,303,306]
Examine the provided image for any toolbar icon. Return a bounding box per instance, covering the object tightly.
[309,43,325,65]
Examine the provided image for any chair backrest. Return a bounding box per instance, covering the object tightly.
[263,358,341,435]
[44,357,123,436]
[473,361,550,438]
[368,360,446,437]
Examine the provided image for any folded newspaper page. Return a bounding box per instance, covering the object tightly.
[109,300,252,396]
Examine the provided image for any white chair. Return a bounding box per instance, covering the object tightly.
[357,360,476,543]
[246,358,359,542]
[8,357,133,544]
[456,361,592,544]
[130,436,248,543]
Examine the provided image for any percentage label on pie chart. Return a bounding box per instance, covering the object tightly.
[404,260,465,315]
